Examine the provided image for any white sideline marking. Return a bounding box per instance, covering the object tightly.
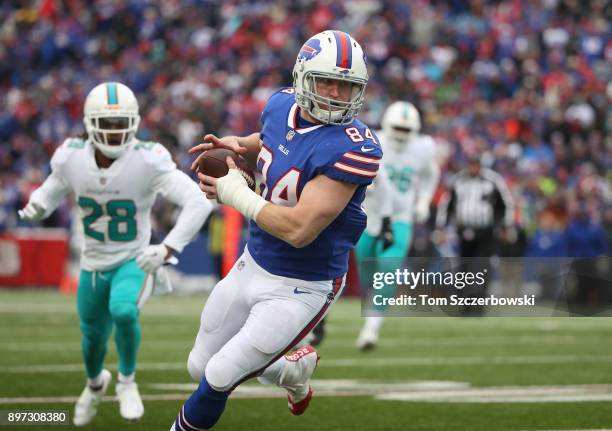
[3,355,612,374]
[2,382,612,405]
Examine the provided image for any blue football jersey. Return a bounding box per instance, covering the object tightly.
[247,88,383,280]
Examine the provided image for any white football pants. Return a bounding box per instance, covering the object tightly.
[187,247,344,392]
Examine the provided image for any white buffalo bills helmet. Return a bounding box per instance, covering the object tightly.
[381,101,421,145]
[83,82,141,159]
[293,30,369,125]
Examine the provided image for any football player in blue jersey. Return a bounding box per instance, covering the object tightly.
[170,30,382,430]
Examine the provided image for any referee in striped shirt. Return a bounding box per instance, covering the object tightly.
[436,155,514,314]
[436,155,514,255]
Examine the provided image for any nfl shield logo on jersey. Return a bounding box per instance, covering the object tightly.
[99,177,106,185]
[286,130,296,141]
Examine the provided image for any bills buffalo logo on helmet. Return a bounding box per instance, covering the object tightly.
[298,38,321,61]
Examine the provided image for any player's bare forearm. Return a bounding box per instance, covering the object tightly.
[255,175,357,248]
[255,205,327,248]
[201,166,358,247]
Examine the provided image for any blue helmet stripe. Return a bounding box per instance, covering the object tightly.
[106,82,118,105]
[344,32,353,68]
[332,31,352,69]
[333,31,341,67]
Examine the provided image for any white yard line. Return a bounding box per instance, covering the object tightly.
[147,379,468,393]
[0,303,203,316]
[1,380,462,404]
[1,381,612,405]
[3,335,611,352]
[1,302,612,327]
[323,354,612,367]
[377,383,612,403]
[3,354,612,374]
[0,394,190,404]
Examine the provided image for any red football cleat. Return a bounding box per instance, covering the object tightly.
[288,385,313,415]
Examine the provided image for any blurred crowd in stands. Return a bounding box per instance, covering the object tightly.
[0,0,610,258]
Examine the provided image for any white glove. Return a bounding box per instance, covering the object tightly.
[18,201,47,222]
[217,169,267,220]
[136,244,178,273]
[137,267,174,309]
[414,201,430,224]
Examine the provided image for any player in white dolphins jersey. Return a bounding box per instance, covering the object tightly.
[19,82,212,426]
[356,101,440,350]
[42,137,196,271]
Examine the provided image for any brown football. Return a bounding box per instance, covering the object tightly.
[197,148,256,191]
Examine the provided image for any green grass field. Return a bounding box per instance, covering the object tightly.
[1,289,612,430]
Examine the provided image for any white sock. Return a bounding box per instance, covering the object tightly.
[364,315,384,333]
[118,372,135,384]
[257,357,286,385]
[293,333,313,349]
[87,371,105,389]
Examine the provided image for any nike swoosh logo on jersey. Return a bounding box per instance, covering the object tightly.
[293,287,311,295]
[361,146,374,152]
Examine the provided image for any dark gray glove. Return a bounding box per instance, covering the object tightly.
[378,216,394,251]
